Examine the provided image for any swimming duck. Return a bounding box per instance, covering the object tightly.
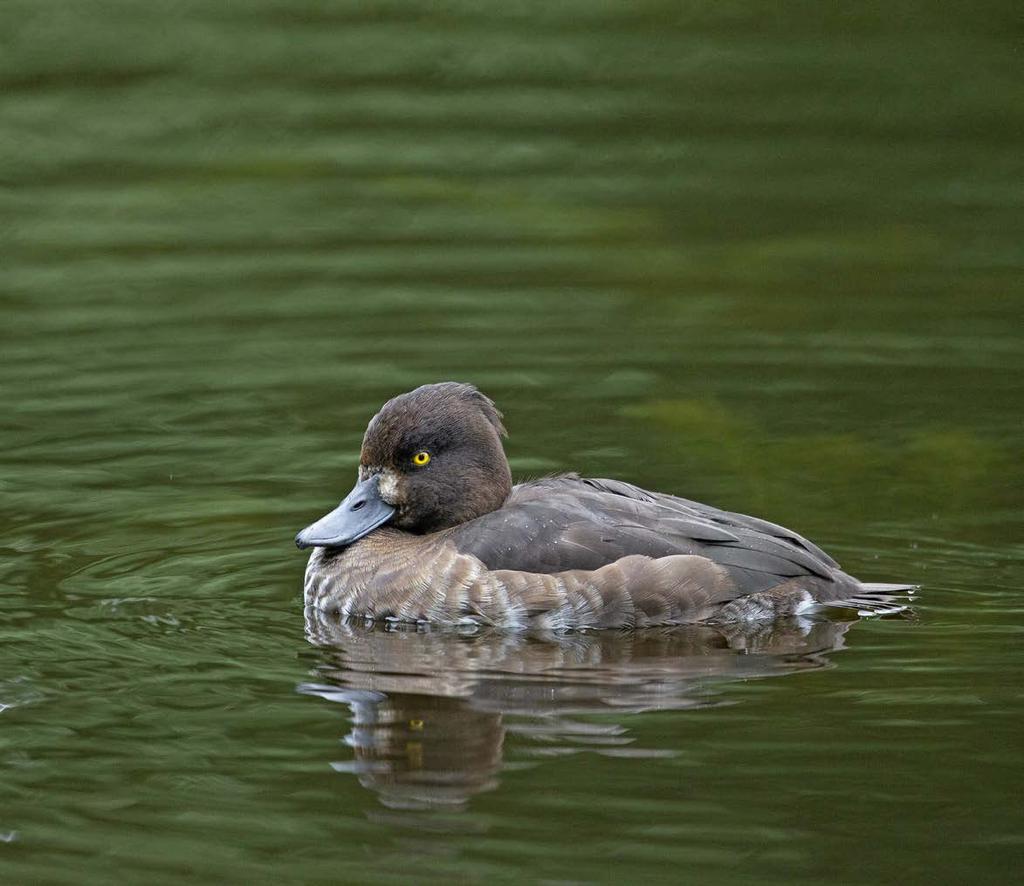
[297,382,910,631]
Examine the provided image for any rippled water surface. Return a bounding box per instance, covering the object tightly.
[2,2,1023,884]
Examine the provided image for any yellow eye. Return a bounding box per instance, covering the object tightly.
[411,451,431,467]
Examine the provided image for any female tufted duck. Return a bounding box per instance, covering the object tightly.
[297,382,911,630]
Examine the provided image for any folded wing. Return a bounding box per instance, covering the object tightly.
[448,474,843,596]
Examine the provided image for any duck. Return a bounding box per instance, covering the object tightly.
[296,382,911,631]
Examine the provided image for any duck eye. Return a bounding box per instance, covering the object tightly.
[411,451,431,467]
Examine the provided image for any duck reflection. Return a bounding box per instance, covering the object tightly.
[299,609,855,811]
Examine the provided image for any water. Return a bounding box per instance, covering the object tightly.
[2,2,1023,883]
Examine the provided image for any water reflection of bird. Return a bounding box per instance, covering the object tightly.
[299,609,857,812]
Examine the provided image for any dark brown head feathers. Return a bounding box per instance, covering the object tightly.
[363,383,505,456]
[359,382,512,533]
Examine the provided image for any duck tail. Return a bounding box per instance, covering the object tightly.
[818,582,918,617]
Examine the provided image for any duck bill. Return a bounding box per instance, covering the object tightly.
[295,475,395,550]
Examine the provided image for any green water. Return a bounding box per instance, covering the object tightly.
[2,2,1023,883]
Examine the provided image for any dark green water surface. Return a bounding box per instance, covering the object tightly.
[2,2,1023,884]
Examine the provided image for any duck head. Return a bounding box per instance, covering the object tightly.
[295,382,512,549]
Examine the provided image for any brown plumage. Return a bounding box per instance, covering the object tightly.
[298,382,912,630]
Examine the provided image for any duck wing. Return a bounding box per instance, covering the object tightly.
[447,475,843,596]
